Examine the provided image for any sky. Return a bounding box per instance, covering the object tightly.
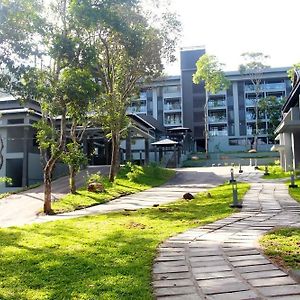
[165,0,300,74]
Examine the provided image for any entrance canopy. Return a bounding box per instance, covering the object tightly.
[151,139,178,146]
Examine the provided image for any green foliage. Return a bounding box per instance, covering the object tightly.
[0,182,249,299]
[258,96,285,140]
[86,171,103,185]
[289,179,300,204]
[287,62,300,81]
[62,142,88,173]
[260,227,300,270]
[262,165,290,179]
[193,54,230,94]
[33,120,57,151]
[0,177,12,186]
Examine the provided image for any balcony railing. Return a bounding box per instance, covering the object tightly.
[164,119,182,126]
[208,116,227,123]
[247,129,267,135]
[209,130,228,136]
[245,99,256,106]
[127,106,147,113]
[164,104,182,111]
[245,83,286,92]
[208,100,226,108]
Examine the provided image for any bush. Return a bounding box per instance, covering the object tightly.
[86,172,103,185]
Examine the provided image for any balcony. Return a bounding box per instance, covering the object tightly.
[245,83,286,92]
[164,103,182,112]
[127,106,147,113]
[275,107,300,134]
[208,100,226,108]
[264,83,286,91]
[208,116,227,123]
[140,92,147,100]
[245,99,256,106]
[209,130,228,136]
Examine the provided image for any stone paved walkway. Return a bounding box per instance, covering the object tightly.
[153,181,300,299]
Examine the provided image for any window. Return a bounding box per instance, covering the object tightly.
[7,119,24,125]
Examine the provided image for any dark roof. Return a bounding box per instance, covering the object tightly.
[282,71,300,113]
[127,113,165,132]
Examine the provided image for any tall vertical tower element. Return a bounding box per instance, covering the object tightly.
[180,47,206,151]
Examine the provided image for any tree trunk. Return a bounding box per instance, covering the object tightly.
[109,132,120,182]
[69,165,76,194]
[44,165,53,214]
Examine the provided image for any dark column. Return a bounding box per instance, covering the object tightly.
[158,147,163,163]
[22,127,29,187]
[126,130,132,162]
[292,132,300,169]
[145,138,149,165]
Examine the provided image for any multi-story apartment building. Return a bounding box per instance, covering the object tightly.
[128,47,291,153]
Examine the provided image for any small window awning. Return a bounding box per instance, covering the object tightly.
[151,139,178,146]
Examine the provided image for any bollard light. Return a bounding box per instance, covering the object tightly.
[289,169,298,188]
[264,165,270,176]
[254,159,259,170]
[229,168,236,183]
[249,158,252,166]
[239,164,243,173]
[230,181,242,208]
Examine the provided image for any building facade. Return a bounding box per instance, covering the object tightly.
[128,47,291,153]
[274,71,300,171]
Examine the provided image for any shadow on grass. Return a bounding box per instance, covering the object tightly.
[0,224,157,300]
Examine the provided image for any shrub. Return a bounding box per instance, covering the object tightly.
[86,172,103,185]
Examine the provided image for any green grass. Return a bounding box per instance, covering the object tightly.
[260,227,300,270]
[261,165,291,179]
[289,179,300,203]
[51,164,175,214]
[0,182,249,300]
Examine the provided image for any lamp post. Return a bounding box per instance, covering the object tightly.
[239,164,243,173]
[264,166,270,176]
[254,159,259,170]
[289,169,298,188]
[229,168,236,183]
[230,180,242,208]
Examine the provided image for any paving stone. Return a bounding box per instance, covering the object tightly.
[268,296,300,300]
[155,256,186,262]
[192,265,232,274]
[153,272,190,281]
[153,265,189,274]
[155,286,198,297]
[153,279,194,288]
[258,284,300,296]
[201,282,250,295]
[242,270,288,279]
[236,263,277,273]
[228,254,265,261]
[231,258,270,267]
[154,261,187,267]
[157,294,200,300]
[194,271,235,280]
[206,290,258,300]
[190,260,227,268]
[248,276,297,287]
[189,256,224,263]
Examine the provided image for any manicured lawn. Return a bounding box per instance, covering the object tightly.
[289,179,300,204]
[0,182,249,300]
[51,164,175,214]
[261,165,290,179]
[260,227,300,270]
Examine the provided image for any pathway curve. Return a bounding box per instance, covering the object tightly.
[0,166,231,228]
[153,179,300,299]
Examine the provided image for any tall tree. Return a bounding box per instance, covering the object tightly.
[192,54,230,154]
[258,95,284,142]
[75,0,181,181]
[239,52,270,151]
